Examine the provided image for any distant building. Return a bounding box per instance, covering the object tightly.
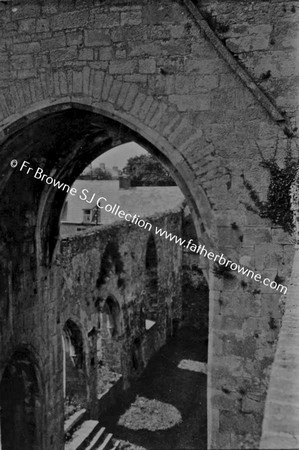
[78,163,120,180]
[60,178,184,236]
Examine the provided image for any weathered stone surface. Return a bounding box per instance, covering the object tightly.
[0,1,298,449]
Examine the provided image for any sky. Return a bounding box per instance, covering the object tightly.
[89,141,148,171]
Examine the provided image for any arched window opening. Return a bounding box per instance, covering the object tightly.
[96,242,124,289]
[145,234,158,270]
[102,297,121,339]
[98,297,123,375]
[0,350,42,450]
[62,320,87,420]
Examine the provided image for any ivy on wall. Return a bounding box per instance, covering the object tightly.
[241,141,297,234]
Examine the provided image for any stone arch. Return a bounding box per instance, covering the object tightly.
[0,97,216,449]
[0,98,217,265]
[0,348,43,450]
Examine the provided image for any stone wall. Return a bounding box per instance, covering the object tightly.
[0,1,298,449]
[59,209,183,395]
[260,175,299,449]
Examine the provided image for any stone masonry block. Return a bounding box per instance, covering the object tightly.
[82,66,90,95]
[66,31,83,47]
[109,60,136,75]
[13,42,40,54]
[29,78,43,103]
[99,47,113,61]
[36,18,50,33]
[116,82,130,108]
[92,70,105,99]
[130,92,147,117]
[50,47,77,65]
[59,70,68,95]
[102,74,113,101]
[139,96,154,121]
[116,49,127,59]
[124,74,147,84]
[139,58,156,74]
[144,100,159,125]
[52,11,89,30]
[185,58,226,75]
[121,11,142,26]
[13,4,40,20]
[11,54,34,70]
[78,48,93,61]
[41,35,66,51]
[168,94,210,111]
[73,71,82,94]
[123,84,139,111]
[18,18,36,33]
[109,79,122,103]
[84,30,111,47]
[53,71,60,96]
[149,102,168,128]
[92,12,120,28]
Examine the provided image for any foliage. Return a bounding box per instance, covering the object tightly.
[122,155,176,186]
[242,141,298,234]
[79,167,112,180]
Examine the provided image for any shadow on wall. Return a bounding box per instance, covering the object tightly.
[0,349,42,450]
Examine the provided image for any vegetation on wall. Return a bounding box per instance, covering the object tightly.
[241,141,297,234]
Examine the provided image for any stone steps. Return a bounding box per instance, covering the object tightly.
[110,441,120,450]
[64,409,87,438]
[65,420,101,450]
[85,427,107,450]
[65,415,119,450]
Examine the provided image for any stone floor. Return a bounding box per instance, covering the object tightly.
[100,327,207,450]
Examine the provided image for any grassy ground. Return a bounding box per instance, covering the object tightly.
[100,327,207,450]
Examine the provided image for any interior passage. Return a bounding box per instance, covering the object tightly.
[98,327,207,450]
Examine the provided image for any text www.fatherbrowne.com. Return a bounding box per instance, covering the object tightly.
[154,227,288,294]
[13,159,288,295]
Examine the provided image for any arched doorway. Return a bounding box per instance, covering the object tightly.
[0,103,215,449]
[0,350,42,450]
[102,296,122,340]
[99,296,122,372]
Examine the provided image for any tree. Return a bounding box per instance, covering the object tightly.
[122,155,176,186]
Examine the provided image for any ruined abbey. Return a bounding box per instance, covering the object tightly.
[0,0,299,449]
